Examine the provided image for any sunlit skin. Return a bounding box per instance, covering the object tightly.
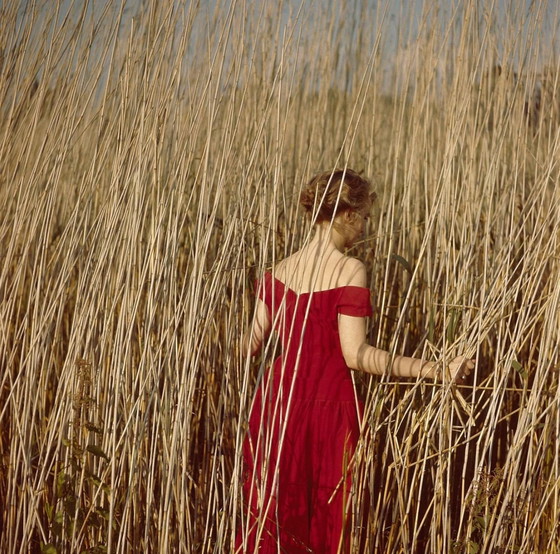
[243,207,474,382]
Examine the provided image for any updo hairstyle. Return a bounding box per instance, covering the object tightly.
[300,168,374,222]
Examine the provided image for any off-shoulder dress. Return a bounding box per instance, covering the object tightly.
[240,271,372,553]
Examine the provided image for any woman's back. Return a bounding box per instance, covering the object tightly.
[256,267,371,401]
[273,240,365,294]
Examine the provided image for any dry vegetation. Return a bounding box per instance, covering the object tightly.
[1,0,559,552]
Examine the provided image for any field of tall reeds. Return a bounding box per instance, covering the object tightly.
[1,0,559,552]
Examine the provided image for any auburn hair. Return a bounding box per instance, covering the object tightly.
[299,168,374,222]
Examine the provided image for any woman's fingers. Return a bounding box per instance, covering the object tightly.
[452,356,475,382]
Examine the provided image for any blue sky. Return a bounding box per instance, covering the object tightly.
[13,0,560,95]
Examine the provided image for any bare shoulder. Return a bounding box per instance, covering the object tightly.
[270,254,302,285]
[272,256,291,279]
[339,256,367,288]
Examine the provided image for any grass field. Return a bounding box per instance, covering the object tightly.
[1,0,559,552]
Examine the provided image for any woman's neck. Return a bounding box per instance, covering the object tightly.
[311,221,346,253]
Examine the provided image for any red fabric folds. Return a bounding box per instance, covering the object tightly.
[238,272,372,553]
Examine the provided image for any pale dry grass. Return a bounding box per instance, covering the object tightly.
[1,0,559,553]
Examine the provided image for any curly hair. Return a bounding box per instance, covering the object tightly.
[299,168,374,222]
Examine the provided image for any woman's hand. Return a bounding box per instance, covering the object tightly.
[448,356,475,383]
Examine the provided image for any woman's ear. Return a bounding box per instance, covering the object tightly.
[334,210,355,228]
[343,210,357,223]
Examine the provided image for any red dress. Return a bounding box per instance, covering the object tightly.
[238,271,372,553]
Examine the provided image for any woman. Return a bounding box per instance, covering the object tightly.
[238,168,473,553]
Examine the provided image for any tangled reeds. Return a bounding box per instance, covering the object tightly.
[0,0,559,552]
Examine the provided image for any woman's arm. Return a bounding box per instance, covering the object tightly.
[338,313,473,380]
[338,314,433,377]
[338,261,473,380]
[242,299,271,357]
